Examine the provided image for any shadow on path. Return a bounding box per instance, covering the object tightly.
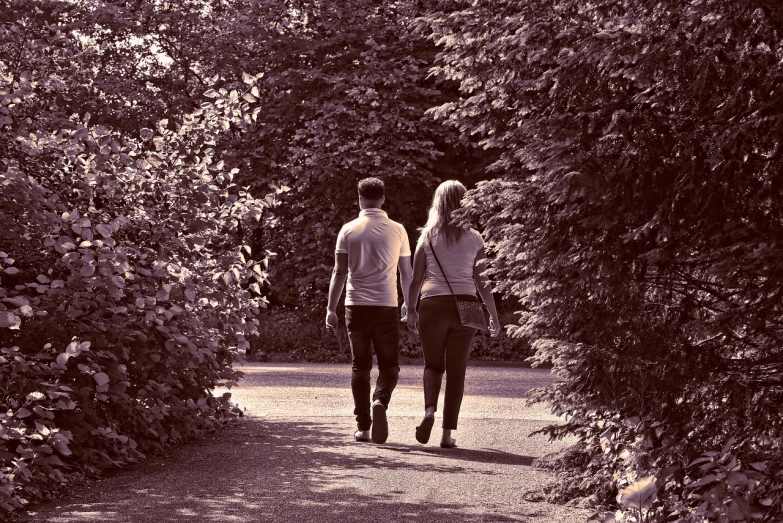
[381,444,537,467]
[28,417,573,523]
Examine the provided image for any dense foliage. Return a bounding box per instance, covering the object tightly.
[423,0,783,520]
[251,309,531,363]
[23,0,500,324]
[0,4,273,513]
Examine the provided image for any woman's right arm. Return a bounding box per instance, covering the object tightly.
[474,247,501,337]
[406,243,427,334]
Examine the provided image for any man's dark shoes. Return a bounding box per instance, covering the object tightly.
[371,400,388,444]
[415,415,434,444]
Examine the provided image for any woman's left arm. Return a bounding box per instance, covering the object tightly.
[474,247,501,337]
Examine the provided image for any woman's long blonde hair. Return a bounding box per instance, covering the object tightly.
[417,180,468,247]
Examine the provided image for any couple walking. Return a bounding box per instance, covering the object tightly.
[326,177,500,448]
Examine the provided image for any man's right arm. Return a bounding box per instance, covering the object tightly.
[326,252,348,328]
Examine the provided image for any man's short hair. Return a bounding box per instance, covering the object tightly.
[357,177,385,200]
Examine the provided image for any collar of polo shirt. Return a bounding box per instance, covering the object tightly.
[360,208,387,217]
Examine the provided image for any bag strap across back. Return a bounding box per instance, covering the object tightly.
[426,232,486,306]
[426,233,457,298]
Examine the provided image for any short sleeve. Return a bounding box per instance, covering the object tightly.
[335,226,348,254]
[399,224,411,257]
[471,229,485,250]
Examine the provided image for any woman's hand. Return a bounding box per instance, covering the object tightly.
[407,310,419,335]
[488,316,502,338]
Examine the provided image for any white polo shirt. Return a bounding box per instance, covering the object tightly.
[335,208,411,307]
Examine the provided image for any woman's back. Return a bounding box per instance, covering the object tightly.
[420,228,484,298]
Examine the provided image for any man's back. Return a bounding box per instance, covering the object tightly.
[336,208,410,307]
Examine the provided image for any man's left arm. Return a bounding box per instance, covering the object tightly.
[398,225,413,321]
[398,255,412,321]
[326,253,348,328]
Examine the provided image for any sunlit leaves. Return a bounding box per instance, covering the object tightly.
[619,476,657,512]
[0,16,269,512]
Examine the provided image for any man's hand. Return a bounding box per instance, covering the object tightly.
[400,303,408,323]
[407,310,419,335]
[325,309,339,329]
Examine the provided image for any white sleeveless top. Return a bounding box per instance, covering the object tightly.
[420,228,484,298]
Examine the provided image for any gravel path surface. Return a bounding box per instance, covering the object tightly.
[26,363,590,522]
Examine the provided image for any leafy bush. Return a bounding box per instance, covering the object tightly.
[422,0,783,520]
[0,24,273,511]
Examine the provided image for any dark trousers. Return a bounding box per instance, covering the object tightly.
[345,306,401,431]
[419,295,477,430]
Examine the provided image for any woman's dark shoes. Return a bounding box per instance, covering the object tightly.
[440,437,457,449]
[354,430,371,442]
[415,414,435,444]
[371,400,388,444]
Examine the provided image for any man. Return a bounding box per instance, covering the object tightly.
[326,177,412,444]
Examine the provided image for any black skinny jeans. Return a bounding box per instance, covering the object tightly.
[419,295,478,430]
[345,306,401,431]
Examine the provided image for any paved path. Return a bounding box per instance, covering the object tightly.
[27,363,590,522]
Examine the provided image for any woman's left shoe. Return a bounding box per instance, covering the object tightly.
[440,437,457,449]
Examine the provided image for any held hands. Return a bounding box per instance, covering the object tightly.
[325,309,338,330]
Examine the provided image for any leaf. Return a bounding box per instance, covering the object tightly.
[16,408,32,418]
[727,496,752,521]
[51,434,72,456]
[687,474,719,489]
[726,471,748,488]
[140,128,154,140]
[0,311,21,329]
[4,267,19,275]
[620,476,657,511]
[95,224,112,238]
[42,455,66,467]
[242,71,254,84]
[93,372,110,386]
[2,296,29,308]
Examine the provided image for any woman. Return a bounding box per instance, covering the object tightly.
[406,180,501,448]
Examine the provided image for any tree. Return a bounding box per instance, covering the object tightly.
[423,0,783,519]
[1,3,273,513]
